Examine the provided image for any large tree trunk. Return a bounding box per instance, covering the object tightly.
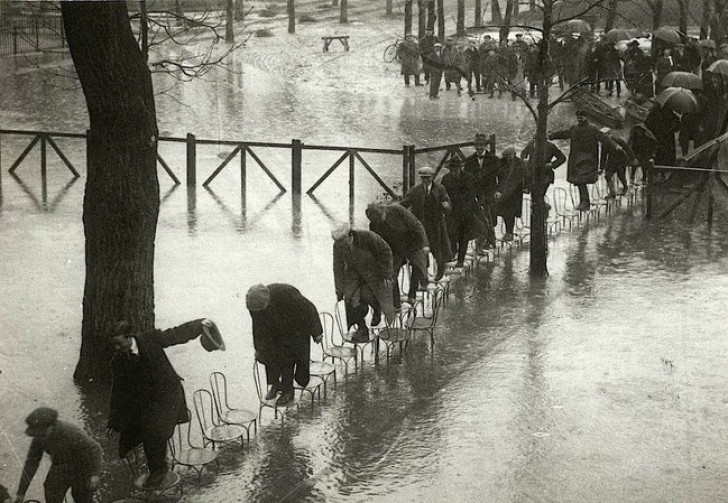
[604,0,618,31]
[288,0,296,33]
[437,0,444,39]
[677,0,688,36]
[475,0,481,27]
[405,0,413,34]
[648,0,663,30]
[492,0,502,24]
[500,0,514,43]
[457,0,465,34]
[418,0,426,38]
[341,0,348,23]
[702,0,712,39]
[235,0,245,21]
[62,2,159,384]
[427,0,435,31]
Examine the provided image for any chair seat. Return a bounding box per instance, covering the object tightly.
[134,471,181,492]
[222,409,257,425]
[206,424,245,442]
[310,361,336,374]
[325,346,357,359]
[176,447,218,466]
[296,375,323,390]
[376,327,409,343]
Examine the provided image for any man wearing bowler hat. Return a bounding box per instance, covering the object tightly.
[399,166,451,281]
[14,407,102,503]
[108,317,224,488]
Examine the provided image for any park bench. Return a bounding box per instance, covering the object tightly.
[322,35,350,52]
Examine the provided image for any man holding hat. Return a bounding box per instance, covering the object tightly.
[108,317,223,488]
[246,284,323,406]
[441,156,478,266]
[332,223,395,341]
[15,407,102,503]
[549,110,618,210]
[399,166,452,281]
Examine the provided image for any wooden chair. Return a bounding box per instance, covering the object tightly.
[319,311,358,374]
[192,389,245,449]
[209,371,257,445]
[167,410,218,483]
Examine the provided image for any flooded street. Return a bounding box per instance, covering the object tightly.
[2,12,728,502]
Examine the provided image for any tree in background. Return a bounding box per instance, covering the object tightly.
[604,0,618,31]
[437,0,445,38]
[474,0,482,27]
[62,1,159,383]
[641,0,664,30]
[341,0,348,23]
[492,0,503,24]
[288,0,295,33]
[457,0,465,34]
[235,0,245,20]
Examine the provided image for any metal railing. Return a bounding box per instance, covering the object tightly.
[0,14,66,56]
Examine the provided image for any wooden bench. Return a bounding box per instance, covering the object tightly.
[322,35,350,52]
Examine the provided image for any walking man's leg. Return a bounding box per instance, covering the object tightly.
[577,184,590,208]
[143,436,169,486]
[44,469,71,503]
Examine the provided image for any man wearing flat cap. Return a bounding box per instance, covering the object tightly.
[14,407,102,503]
[247,284,323,406]
[332,223,395,342]
[399,166,451,281]
[108,317,223,488]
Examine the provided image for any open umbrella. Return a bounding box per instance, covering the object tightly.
[653,27,681,45]
[554,19,592,37]
[661,71,703,91]
[626,28,648,39]
[654,87,699,114]
[707,59,728,77]
[699,39,717,49]
[605,28,630,43]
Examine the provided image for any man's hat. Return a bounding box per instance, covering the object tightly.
[600,127,611,134]
[449,157,462,168]
[200,319,226,352]
[25,407,58,433]
[474,133,488,143]
[433,42,443,48]
[628,39,640,46]
[576,110,586,116]
[515,33,523,37]
[246,284,271,312]
[418,166,435,177]
[502,146,517,158]
[331,222,351,241]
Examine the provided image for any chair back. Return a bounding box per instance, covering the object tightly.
[319,311,335,353]
[552,186,570,214]
[192,389,219,434]
[209,371,230,417]
[333,300,353,344]
[518,195,532,231]
[252,360,265,401]
[568,183,579,207]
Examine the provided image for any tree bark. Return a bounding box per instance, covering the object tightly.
[500,0,514,44]
[647,0,663,30]
[140,1,148,62]
[427,0,435,31]
[341,0,348,23]
[226,0,234,42]
[418,0,426,38]
[457,0,465,34]
[288,0,296,33]
[678,0,688,36]
[62,2,159,384]
[437,0,444,39]
[491,0,502,24]
[405,0,413,35]
[332,0,339,7]
[475,0,481,27]
[235,0,245,21]
[387,0,394,17]
[604,0,618,32]
[702,0,712,39]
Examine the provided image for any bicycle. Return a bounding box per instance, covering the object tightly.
[383,37,403,63]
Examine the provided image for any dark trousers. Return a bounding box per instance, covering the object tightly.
[404,74,421,86]
[409,266,426,299]
[606,79,621,95]
[605,165,628,189]
[503,215,515,234]
[429,70,442,97]
[449,219,470,263]
[265,361,295,393]
[577,184,590,206]
[467,69,480,91]
[44,467,93,503]
[143,436,169,478]
[345,298,380,330]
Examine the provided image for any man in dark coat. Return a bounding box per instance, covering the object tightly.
[399,166,452,281]
[419,28,440,84]
[628,123,658,185]
[496,146,528,241]
[15,408,102,503]
[525,44,541,98]
[600,127,637,196]
[246,284,323,406]
[108,318,220,487]
[598,40,622,97]
[441,157,478,266]
[549,110,618,210]
[654,47,674,92]
[520,135,566,188]
[644,102,680,180]
[366,202,430,306]
[464,39,481,94]
[397,34,422,87]
[464,133,500,247]
[428,42,445,99]
[633,47,655,98]
[332,224,394,342]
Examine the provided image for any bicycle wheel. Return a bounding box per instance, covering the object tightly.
[383,44,398,63]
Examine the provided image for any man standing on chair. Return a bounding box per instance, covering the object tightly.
[464,133,500,249]
[246,284,323,406]
[399,166,452,282]
[366,202,430,306]
[14,408,102,503]
[332,223,395,342]
[108,318,222,489]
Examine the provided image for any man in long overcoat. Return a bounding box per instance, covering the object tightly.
[399,166,452,281]
[108,318,220,487]
[441,157,478,266]
[627,123,658,185]
[644,102,680,180]
[549,110,618,210]
[246,284,323,406]
[598,40,622,97]
[600,127,637,196]
[332,224,395,342]
[464,133,502,248]
[397,35,422,87]
[366,203,430,306]
[496,147,529,241]
[419,28,440,84]
[442,38,465,95]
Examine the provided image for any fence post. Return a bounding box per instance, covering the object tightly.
[489,133,496,155]
[292,139,302,195]
[349,149,355,205]
[40,134,47,181]
[408,144,416,189]
[186,133,196,187]
[13,27,17,54]
[402,145,409,195]
[240,145,247,199]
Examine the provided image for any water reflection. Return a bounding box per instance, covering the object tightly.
[8,171,79,212]
[203,185,285,233]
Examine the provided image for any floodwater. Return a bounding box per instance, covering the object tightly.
[2,33,728,503]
